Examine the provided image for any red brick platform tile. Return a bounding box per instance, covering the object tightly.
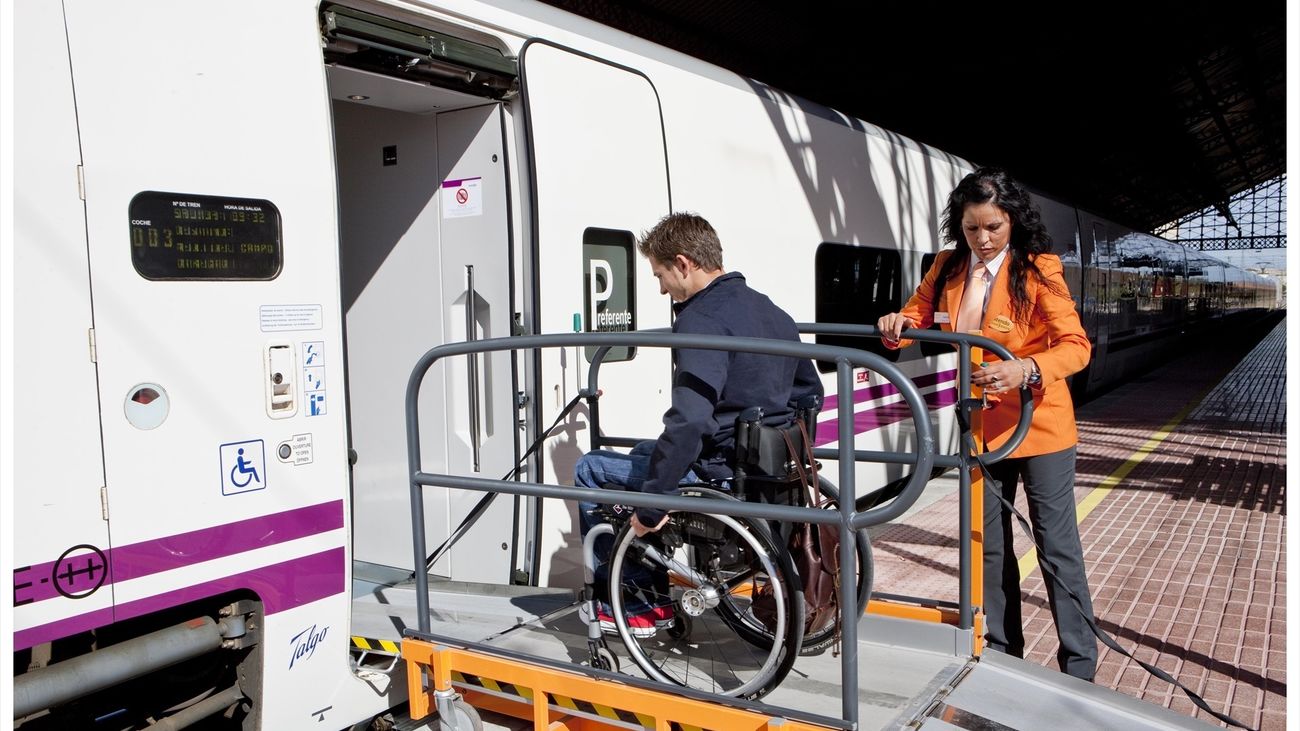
[870,314,1286,729]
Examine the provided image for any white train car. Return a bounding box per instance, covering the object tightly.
[12,1,1243,729]
[12,2,969,725]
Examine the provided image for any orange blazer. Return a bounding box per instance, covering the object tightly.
[890,250,1091,458]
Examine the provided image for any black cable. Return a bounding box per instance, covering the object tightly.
[422,393,587,572]
[956,401,1256,731]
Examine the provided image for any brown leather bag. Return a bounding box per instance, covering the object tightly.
[752,421,841,639]
[790,487,841,636]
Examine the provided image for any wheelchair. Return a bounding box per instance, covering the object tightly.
[581,396,874,700]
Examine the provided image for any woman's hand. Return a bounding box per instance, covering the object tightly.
[973,359,1028,392]
[877,313,914,345]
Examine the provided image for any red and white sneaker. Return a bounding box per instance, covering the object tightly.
[597,603,674,638]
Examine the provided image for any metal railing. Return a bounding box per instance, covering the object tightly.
[798,324,1032,631]
[403,326,1029,726]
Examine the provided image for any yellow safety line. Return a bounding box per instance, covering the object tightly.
[1018,399,1200,582]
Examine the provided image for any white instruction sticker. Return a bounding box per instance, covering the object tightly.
[260,305,323,332]
[441,177,483,218]
[302,341,325,367]
[303,366,325,393]
[276,434,314,466]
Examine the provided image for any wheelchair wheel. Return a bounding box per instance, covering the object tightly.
[797,477,873,656]
[607,487,803,699]
[732,477,873,656]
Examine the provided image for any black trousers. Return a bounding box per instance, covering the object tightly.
[983,446,1098,681]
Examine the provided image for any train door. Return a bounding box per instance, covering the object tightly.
[12,0,114,653]
[59,5,356,722]
[519,42,673,584]
[61,0,351,593]
[332,88,519,583]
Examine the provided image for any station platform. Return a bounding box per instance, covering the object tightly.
[873,314,1287,729]
[357,568,1218,731]
[357,315,1284,731]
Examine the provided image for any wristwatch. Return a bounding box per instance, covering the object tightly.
[1026,362,1042,386]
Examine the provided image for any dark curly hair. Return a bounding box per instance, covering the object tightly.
[935,166,1064,323]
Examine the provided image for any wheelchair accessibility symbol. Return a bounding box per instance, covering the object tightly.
[220,439,267,496]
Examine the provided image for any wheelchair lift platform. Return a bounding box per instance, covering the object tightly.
[351,568,1216,731]
[383,330,1222,730]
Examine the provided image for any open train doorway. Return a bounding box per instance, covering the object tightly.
[324,5,522,585]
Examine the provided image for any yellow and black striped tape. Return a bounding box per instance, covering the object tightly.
[350,636,402,655]
[450,670,696,730]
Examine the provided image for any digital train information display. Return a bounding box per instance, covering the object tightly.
[129,191,282,280]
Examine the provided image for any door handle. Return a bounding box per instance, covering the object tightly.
[466,265,481,472]
[264,343,297,418]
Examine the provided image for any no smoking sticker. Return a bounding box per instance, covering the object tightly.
[441,177,482,218]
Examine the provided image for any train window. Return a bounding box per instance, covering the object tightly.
[129,191,282,280]
[582,228,637,363]
[814,243,901,371]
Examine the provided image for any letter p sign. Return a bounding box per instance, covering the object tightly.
[583,231,636,362]
[589,259,613,326]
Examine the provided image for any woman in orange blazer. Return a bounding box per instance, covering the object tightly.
[878,167,1097,681]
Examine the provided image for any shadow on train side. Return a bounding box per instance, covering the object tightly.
[746,77,1280,409]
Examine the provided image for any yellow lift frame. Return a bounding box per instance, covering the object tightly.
[400,450,984,731]
[403,638,843,731]
[400,334,1002,730]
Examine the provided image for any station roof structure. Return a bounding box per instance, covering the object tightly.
[540,0,1287,233]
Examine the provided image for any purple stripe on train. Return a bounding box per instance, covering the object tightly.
[820,369,957,413]
[815,387,959,446]
[15,547,346,651]
[15,500,344,607]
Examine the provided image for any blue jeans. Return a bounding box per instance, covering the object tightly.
[574,441,705,613]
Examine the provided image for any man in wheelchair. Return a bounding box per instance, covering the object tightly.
[574,212,822,637]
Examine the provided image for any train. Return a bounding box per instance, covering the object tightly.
[10,0,1279,729]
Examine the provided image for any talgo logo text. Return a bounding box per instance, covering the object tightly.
[289,624,328,669]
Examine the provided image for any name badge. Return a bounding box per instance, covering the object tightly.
[934,312,951,324]
[989,315,1014,333]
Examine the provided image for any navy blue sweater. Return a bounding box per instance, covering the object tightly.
[637,272,823,523]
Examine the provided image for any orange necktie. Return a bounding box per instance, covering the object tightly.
[955,261,988,334]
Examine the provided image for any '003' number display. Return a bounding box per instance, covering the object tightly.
[129,191,282,280]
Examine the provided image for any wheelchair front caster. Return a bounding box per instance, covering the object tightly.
[592,646,620,672]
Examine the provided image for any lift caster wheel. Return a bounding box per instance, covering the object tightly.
[668,613,692,640]
[435,699,483,731]
[592,646,620,673]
